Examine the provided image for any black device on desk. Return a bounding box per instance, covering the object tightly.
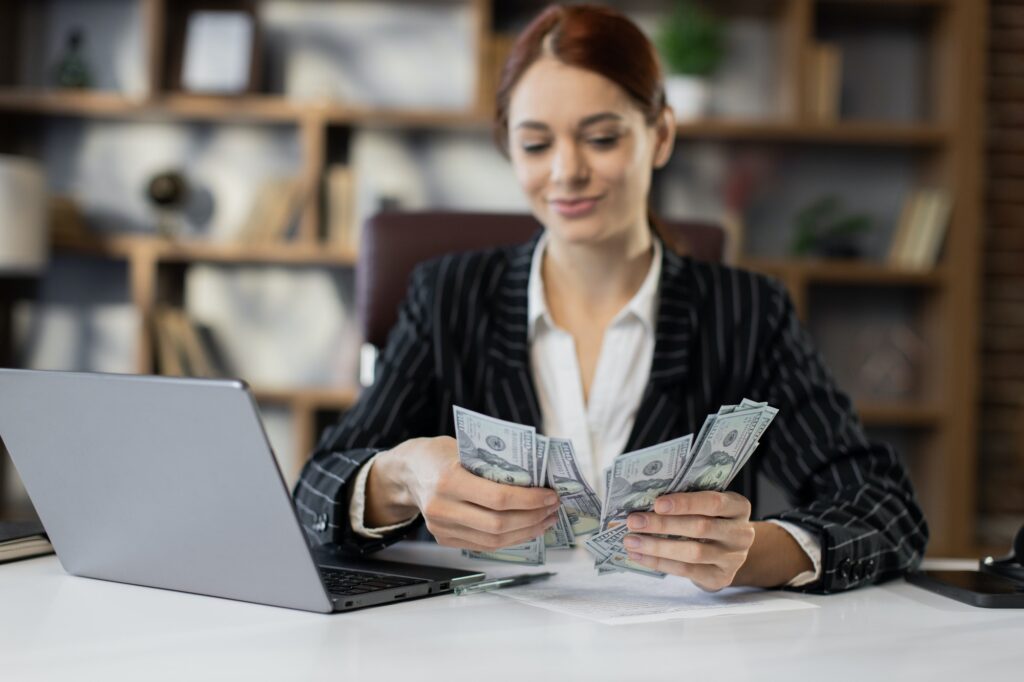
[907,525,1024,608]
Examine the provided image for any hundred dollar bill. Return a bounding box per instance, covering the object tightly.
[454,406,537,486]
[547,437,601,537]
[588,524,666,578]
[673,407,762,493]
[599,466,613,530]
[464,537,545,565]
[602,435,692,532]
[537,436,573,549]
[723,402,777,486]
[454,406,545,564]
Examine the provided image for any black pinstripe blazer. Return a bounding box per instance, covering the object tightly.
[293,233,928,594]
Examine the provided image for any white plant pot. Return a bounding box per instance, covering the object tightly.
[665,75,711,121]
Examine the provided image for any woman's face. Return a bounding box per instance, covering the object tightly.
[507,57,674,246]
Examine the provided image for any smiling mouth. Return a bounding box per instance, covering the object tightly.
[549,195,605,217]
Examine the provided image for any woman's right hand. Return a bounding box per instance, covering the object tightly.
[366,436,561,551]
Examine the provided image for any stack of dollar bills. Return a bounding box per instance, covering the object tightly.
[453,399,777,577]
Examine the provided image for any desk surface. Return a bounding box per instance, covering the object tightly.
[1,544,1020,681]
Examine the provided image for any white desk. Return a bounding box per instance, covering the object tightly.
[1,544,1020,681]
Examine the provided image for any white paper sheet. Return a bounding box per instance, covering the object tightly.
[478,549,817,625]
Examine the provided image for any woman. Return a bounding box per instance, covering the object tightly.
[294,4,927,593]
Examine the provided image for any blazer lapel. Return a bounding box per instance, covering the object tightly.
[482,234,544,429]
[624,248,698,452]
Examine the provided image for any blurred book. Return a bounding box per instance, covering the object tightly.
[888,189,953,269]
[235,177,305,244]
[326,164,358,253]
[806,42,842,123]
[0,520,53,565]
[152,306,229,378]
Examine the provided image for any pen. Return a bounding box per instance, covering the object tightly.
[454,571,557,596]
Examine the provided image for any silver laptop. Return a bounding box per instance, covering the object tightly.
[0,369,483,612]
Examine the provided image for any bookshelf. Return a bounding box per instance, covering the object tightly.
[0,0,986,556]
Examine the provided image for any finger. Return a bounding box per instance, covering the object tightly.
[444,512,558,551]
[654,491,751,519]
[627,513,753,547]
[434,499,559,536]
[452,466,557,511]
[622,533,740,567]
[625,552,733,592]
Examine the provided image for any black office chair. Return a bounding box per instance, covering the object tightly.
[356,211,725,350]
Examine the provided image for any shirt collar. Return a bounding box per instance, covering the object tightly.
[527,232,662,341]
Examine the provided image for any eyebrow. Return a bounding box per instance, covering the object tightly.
[513,112,624,132]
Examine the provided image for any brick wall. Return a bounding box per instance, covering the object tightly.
[981,1,1024,547]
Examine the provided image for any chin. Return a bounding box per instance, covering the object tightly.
[541,212,618,245]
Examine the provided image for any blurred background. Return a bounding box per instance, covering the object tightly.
[0,0,1017,559]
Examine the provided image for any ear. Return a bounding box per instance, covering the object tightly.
[652,107,676,169]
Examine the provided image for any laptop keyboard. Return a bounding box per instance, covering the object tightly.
[319,567,427,596]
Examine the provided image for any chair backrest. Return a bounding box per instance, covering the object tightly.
[357,211,725,348]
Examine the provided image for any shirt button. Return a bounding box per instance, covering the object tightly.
[313,514,327,532]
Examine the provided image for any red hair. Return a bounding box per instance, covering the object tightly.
[493,4,682,253]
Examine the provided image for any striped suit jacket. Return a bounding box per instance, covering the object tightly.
[293,233,928,594]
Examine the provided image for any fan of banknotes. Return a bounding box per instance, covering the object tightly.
[453,399,777,578]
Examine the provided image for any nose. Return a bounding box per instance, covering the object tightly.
[550,141,589,188]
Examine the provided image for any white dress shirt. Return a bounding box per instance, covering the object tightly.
[349,233,821,587]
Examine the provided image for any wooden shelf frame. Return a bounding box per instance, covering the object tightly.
[0,0,986,555]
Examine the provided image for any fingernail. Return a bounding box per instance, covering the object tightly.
[627,514,647,530]
[628,552,644,562]
[623,535,641,549]
[654,498,672,514]
[546,494,558,505]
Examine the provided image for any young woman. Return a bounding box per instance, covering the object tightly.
[294,4,927,593]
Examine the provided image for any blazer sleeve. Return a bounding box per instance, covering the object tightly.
[292,261,441,554]
[750,278,929,594]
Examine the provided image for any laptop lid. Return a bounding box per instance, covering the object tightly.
[0,369,334,613]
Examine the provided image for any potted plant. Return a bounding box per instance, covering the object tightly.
[790,195,873,259]
[656,0,724,121]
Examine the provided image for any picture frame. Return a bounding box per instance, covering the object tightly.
[172,3,260,94]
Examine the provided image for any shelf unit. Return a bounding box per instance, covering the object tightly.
[0,0,985,555]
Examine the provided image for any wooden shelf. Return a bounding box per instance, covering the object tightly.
[741,257,947,287]
[0,88,148,117]
[52,232,356,267]
[0,89,948,144]
[676,119,948,146]
[857,402,945,427]
[0,88,490,127]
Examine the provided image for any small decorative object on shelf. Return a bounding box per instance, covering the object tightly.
[0,155,48,274]
[180,8,258,94]
[806,42,843,123]
[235,177,305,244]
[888,188,952,270]
[326,164,357,253]
[656,0,724,121]
[145,170,189,239]
[790,195,872,259]
[53,28,93,89]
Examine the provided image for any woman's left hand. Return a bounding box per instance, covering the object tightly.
[624,490,756,592]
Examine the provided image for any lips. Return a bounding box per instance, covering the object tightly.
[550,195,603,218]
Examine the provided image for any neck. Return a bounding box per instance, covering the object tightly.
[542,222,654,319]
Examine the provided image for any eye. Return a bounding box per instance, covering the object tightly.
[587,135,619,149]
[521,141,550,154]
